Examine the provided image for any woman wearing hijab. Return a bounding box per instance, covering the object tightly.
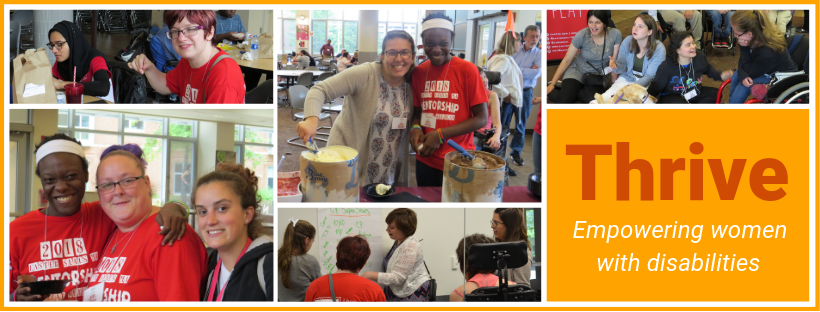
[48,21,115,103]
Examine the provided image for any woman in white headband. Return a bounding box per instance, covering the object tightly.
[193,163,273,301]
[277,218,320,301]
[9,133,188,301]
[409,13,488,187]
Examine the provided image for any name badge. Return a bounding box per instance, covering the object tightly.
[392,118,407,130]
[684,88,698,100]
[420,113,436,129]
[603,67,613,75]
[82,282,104,302]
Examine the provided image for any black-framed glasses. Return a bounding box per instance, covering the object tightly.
[46,41,66,51]
[385,50,413,59]
[167,26,204,39]
[490,220,504,227]
[96,176,145,194]
[734,31,750,38]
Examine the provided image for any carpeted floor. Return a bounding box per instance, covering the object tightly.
[546,10,807,103]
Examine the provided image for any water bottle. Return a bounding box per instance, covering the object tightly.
[250,35,259,60]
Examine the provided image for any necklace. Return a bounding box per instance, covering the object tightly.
[186,48,217,103]
[109,230,136,254]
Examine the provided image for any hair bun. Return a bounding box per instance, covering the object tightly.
[101,144,147,168]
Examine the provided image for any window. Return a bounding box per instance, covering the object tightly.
[173,162,185,195]
[277,10,297,55]
[124,117,145,132]
[267,166,274,189]
[525,208,540,262]
[74,113,94,144]
[312,10,358,54]
[377,10,418,54]
[235,125,274,215]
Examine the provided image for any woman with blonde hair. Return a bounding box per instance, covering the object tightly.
[728,10,797,103]
[277,219,320,301]
[491,208,532,287]
[487,31,524,174]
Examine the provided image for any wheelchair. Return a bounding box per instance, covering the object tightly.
[464,241,538,302]
[475,70,512,185]
[716,33,809,104]
[703,11,737,55]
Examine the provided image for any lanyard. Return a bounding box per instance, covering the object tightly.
[207,238,252,302]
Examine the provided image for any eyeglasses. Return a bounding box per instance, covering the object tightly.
[734,31,750,39]
[167,26,204,39]
[46,41,66,51]
[384,50,413,59]
[490,220,504,227]
[96,176,145,194]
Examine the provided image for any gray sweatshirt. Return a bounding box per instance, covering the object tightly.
[277,254,321,302]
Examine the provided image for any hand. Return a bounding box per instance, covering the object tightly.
[487,134,501,151]
[361,271,378,281]
[419,131,442,157]
[52,77,65,90]
[718,10,729,14]
[742,77,754,87]
[656,22,664,33]
[684,10,694,20]
[156,204,187,247]
[15,275,44,301]
[127,54,155,75]
[721,70,733,81]
[409,128,423,154]
[531,64,540,70]
[297,116,319,143]
[532,97,542,105]
[546,84,554,94]
[608,56,616,70]
[503,94,512,103]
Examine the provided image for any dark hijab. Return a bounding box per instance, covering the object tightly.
[49,21,106,82]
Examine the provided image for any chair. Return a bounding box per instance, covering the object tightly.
[287,85,332,148]
[317,72,334,82]
[330,63,338,74]
[296,72,314,88]
[305,66,320,71]
[246,79,274,104]
[464,241,537,302]
[12,10,33,51]
[283,65,297,70]
[10,21,20,59]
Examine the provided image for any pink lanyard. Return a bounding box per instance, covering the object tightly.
[207,238,252,301]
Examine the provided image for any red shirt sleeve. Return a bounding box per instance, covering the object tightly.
[412,66,424,108]
[151,224,207,301]
[166,65,182,95]
[89,56,112,80]
[203,59,245,104]
[52,63,61,80]
[464,62,489,107]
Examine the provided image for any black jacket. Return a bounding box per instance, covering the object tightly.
[648,51,723,98]
[737,44,797,81]
[201,236,273,301]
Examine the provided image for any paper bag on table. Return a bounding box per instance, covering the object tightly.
[13,48,57,104]
[256,33,274,59]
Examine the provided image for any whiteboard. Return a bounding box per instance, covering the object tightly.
[317,208,384,275]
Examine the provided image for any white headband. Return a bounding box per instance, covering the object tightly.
[35,140,86,165]
[421,18,454,34]
[289,217,298,227]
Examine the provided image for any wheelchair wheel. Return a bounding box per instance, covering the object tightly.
[773,82,810,104]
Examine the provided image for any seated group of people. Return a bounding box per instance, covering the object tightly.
[278,208,533,302]
[47,10,248,104]
[290,49,358,72]
[547,10,800,104]
[11,134,273,302]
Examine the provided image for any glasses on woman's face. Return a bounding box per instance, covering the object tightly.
[734,30,750,39]
[384,50,412,59]
[167,26,204,40]
[46,41,66,51]
[96,176,145,194]
[490,220,504,227]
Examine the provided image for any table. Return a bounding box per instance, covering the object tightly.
[83,95,112,104]
[358,186,540,203]
[226,49,274,89]
[277,70,325,87]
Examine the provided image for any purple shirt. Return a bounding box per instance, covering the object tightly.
[321,44,334,56]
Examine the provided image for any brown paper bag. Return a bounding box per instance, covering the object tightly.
[13,48,57,104]
[257,33,274,59]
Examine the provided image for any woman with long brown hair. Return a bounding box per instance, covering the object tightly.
[277,219,320,301]
[449,233,517,301]
[728,10,797,103]
[491,208,532,287]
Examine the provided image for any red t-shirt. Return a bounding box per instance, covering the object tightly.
[166,48,245,104]
[10,202,116,301]
[51,56,112,83]
[304,273,386,302]
[534,108,542,135]
[84,213,207,301]
[478,89,493,132]
[412,57,489,170]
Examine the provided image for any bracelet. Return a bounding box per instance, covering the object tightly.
[410,125,422,132]
[437,129,445,144]
[168,200,190,218]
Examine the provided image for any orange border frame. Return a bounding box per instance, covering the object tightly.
[2,4,818,310]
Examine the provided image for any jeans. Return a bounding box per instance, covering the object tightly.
[707,10,735,38]
[499,101,515,162]
[510,88,533,157]
[729,70,773,103]
[415,159,444,187]
[532,131,542,180]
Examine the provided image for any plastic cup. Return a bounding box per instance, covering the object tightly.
[64,83,84,104]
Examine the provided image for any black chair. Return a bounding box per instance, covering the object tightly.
[245,79,274,104]
[464,241,537,302]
